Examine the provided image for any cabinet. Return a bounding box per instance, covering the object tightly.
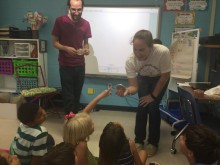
[199,44,220,82]
[0,38,47,93]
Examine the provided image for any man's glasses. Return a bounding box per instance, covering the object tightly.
[70,8,82,13]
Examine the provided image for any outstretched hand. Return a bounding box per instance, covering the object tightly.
[115,84,129,97]
[99,89,112,99]
[83,89,112,114]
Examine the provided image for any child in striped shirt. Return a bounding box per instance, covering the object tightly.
[10,103,54,165]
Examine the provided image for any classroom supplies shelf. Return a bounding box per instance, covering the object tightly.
[0,38,47,93]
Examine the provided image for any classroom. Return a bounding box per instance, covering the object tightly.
[0,0,220,165]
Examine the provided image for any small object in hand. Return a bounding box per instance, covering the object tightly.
[116,84,126,92]
[84,48,90,55]
[77,48,84,55]
[108,83,112,89]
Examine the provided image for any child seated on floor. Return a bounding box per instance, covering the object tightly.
[99,122,147,165]
[179,124,220,165]
[10,103,55,165]
[42,142,75,165]
[63,89,111,165]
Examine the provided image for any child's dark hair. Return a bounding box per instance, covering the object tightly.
[99,122,129,165]
[153,38,162,45]
[42,142,75,165]
[183,124,220,164]
[67,0,84,8]
[0,156,7,165]
[17,102,40,124]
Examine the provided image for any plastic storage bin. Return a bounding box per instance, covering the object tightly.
[0,59,13,75]
[16,77,38,92]
[13,59,38,77]
[14,43,30,58]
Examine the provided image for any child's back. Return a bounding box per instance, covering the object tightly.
[63,89,111,165]
[42,142,75,165]
[64,112,95,165]
[99,122,147,165]
[10,103,53,165]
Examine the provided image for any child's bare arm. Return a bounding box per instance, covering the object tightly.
[83,89,111,114]
[75,141,89,165]
[129,139,147,165]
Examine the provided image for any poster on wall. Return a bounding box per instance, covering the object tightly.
[186,0,208,11]
[164,0,185,11]
[164,0,208,11]
[170,29,199,79]
[168,29,200,92]
[174,26,194,32]
[175,11,195,26]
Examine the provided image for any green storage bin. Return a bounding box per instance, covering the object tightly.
[13,59,38,77]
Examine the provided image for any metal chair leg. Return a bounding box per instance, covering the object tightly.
[170,123,190,154]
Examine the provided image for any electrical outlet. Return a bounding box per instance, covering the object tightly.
[39,40,47,53]
[87,88,95,94]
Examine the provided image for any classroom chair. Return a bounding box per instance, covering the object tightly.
[15,64,61,117]
[170,86,202,154]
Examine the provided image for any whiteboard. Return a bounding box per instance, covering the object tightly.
[82,6,161,77]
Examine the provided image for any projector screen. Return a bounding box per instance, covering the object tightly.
[83,6,161,77]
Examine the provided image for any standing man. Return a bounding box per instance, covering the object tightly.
[52,0,92,114]
[116,30,171,157]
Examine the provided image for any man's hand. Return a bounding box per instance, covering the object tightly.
[75,48,90,56]
[65,46,77,56]
[116,84,129,97]
[83,48,90,55]
[139,94,154,107]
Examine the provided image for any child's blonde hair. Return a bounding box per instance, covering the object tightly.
[63,112,93,147]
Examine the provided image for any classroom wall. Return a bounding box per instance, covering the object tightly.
[0,0,219,107]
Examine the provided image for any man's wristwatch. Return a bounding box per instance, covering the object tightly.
[150,93,157,99]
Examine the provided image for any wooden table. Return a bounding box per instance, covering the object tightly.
[180,86,220,134]
[181,86,220,104]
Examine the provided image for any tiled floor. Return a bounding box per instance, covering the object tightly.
[0,109,188,164]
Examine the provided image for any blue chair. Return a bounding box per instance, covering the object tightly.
[178,86,202,124]
[171,86,202,154]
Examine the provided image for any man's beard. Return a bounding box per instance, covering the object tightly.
[71,13,82,22]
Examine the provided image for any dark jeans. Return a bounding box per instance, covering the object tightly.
[135,75,169,147]
[59,65,85,114]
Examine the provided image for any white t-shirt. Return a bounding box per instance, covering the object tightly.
[125,44,171,78]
